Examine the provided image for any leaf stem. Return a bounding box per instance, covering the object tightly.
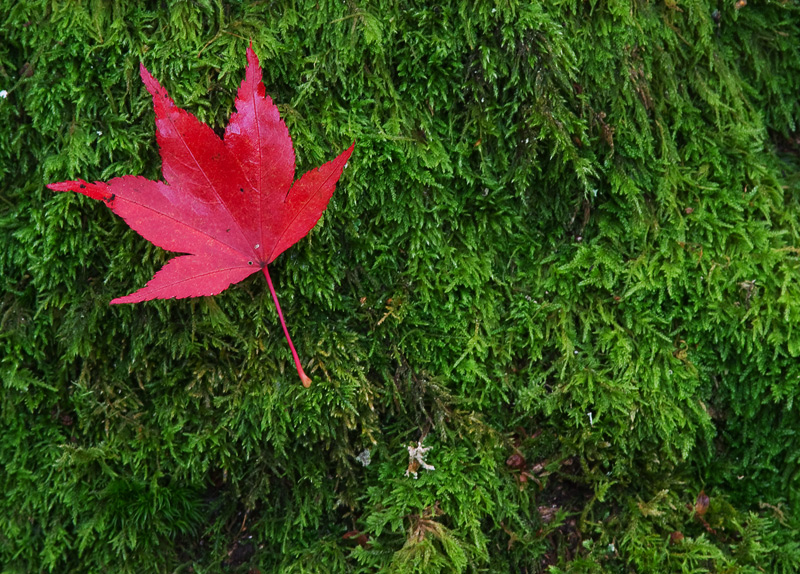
[263,267,312,387]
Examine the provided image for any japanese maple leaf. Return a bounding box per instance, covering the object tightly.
[48,46,354,387]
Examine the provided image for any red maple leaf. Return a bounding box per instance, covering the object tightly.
[48,46,354,387]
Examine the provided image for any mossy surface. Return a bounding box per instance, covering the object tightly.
[2,1,800,572]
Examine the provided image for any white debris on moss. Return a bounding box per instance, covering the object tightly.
[0,90,7,99]
[405,440,435,479]
[356,448,371,467]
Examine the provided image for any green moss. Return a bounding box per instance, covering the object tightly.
[2,0,800,572]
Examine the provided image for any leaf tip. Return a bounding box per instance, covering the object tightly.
[246,43,260,71]
[139,63,170,104]
[47,179,108,201]
[47,180,85,193]
[138,62,150,82]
